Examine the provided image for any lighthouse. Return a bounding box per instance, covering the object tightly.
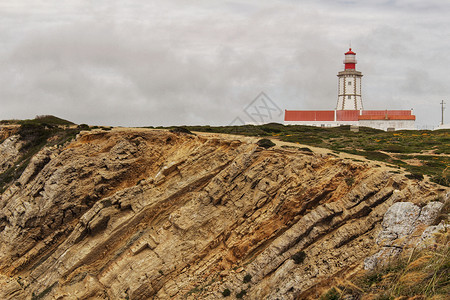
[336,48,363,110]
[284,47,416,131]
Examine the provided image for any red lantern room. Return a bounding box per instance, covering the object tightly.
[344,48,357,70]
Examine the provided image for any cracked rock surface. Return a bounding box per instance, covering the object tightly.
[364,198,447,271]
[0,128,447,299]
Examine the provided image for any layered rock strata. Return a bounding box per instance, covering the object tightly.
[0,129,447,299]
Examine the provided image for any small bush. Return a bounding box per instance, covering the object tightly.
[77,124,90,130]
[364,272,382,286]
[345,177,355,186]
[243,274,252,283]
[221,288,231,297]
[256,139,275,149]
[170,127,195,135]
[291,250,306,264]
[299,147,313,152]
[405,173,424,181]
[319,287,340,300]
[236,290,247,298]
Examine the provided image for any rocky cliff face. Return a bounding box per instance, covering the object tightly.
[0,125,22,173]
[0,128,447,299]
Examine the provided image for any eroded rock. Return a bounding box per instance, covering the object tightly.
[365,199,446,271]
[0,128,447,300]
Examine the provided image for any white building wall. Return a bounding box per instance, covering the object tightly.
[285,120,416,131]
[358,120,416,131]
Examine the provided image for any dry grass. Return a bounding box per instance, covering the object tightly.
[319,228,449,299]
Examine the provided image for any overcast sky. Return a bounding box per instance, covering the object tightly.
[1,0,449,128]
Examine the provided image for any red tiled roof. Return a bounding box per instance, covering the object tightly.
[284,109,416,122]
[284,110,334,121]
[361,110,412,116]
[358,115,416,120]
[336,110,359,121]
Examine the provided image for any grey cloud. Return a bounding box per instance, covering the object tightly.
[0,0,449,128]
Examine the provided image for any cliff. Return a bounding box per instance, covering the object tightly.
[0,128,447,299]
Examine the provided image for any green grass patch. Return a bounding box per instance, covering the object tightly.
[177,125,449,186]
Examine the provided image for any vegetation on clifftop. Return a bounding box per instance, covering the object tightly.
[180,123,450,186]
[0,115,75,127]
[0,116,79,193]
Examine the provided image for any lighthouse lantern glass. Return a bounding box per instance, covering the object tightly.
[344,55,356,63]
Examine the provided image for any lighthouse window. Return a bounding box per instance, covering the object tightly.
[348,95,351,99]
[348,81,352,85]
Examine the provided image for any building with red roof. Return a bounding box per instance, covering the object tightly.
[284,48,416,131]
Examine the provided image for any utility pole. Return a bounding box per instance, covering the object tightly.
[441,100,446,125]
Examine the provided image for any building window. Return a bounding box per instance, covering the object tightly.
[348,81,352,85]
[348,95,351,99]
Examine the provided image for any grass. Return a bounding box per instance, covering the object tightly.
[2,120,449,189]
[180,124,449,186]
[341,227,450,300]
[319,287,340,300]
[1,115,74,127]
[360,247,449,298]
[318,239,449,299]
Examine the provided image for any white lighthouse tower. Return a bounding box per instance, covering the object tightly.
[336,48,363,110]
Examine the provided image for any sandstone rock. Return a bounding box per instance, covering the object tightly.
[0,125,19,142]
[0,135,24,173]
[0,128,447,300]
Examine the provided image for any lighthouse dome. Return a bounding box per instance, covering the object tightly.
[345,48,356,55]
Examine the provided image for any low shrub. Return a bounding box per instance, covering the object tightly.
[319,287,340,300]
[221,288,231,297]
[405,173,424,181]
[345,177,355,186]
[291,250,306,264]
[236,290,247,298]
[299,147,313,152]
[170,127,195,135]
[243,274,252,283]
[77,124,90,130]
[256,139,275,149]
